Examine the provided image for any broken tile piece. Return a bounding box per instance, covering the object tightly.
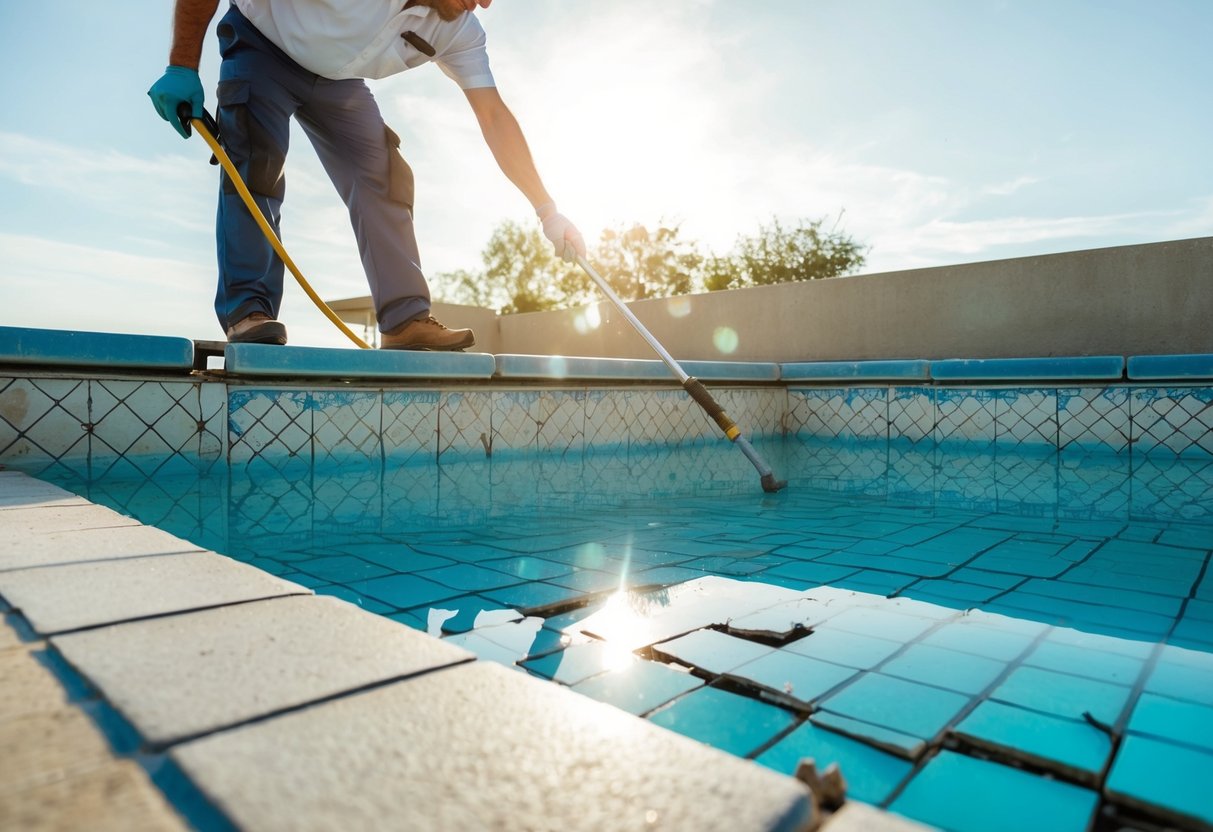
[651,629,773,675]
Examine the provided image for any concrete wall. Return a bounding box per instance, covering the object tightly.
[344,238,1212,361]
[497,237,1212,361]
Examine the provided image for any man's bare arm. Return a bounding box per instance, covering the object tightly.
[463,86,554,212]
[463,86,586,259]
[169,0,222,69]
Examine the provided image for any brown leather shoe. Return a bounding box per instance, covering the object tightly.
[381,315,475,351]
[226,312,287,345]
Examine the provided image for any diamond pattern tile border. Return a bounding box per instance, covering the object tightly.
[1132,388,1213,458]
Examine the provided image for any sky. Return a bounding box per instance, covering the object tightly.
[0,1,1209,348]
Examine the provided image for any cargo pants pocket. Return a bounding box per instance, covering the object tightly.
[384,125,415,213]
[216,79,286,200]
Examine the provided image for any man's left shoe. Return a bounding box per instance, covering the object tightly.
[226,312,287,345]
[381,316,475,351]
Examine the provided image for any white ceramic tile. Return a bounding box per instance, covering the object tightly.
[713,388,785,439]
[787,387,887,440]
[1058,387,1130,453]
[1132,388,1213,457]
[199,381,227,466]
[0,377,90,475]
[439,391,492,461]
[312,391,380,465]
[996,388,1057,448]
[890,387,935,444]
[383,391,438,465]
[228,389,311,468]
[935,388,997,445]
[584,388,632,449]
[492,391,538,455]
[626,389,709,448]
[784,389,817,435]
[536,389,585,455]
[89,381,202,476]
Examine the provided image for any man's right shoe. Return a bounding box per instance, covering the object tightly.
[381,315,475,351]
[226,312,287,345]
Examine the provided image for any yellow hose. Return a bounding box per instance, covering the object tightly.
[189,117,371,349]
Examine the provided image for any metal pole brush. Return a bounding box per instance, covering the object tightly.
[574,255,787,493]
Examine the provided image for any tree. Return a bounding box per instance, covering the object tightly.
[729,216,867,287]
[593,222,703,301]
[433,212,870,313]
[433,220,584,314]
[699,253,739,292]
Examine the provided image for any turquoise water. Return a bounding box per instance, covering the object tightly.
[48,438,1213,831]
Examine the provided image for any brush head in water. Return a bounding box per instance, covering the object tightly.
[761,473,787,493]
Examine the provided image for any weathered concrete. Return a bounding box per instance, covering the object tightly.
[0,708,117,796]
[0,619,187,831]
[0,504,141,537]
[0,474,86,510]
[0,524,204,573]
[51,595,474,746]
[821,801,936,831]
[333,237,1213,363]
[1,551,310,634]
[0,648,72,722]
[172,660,816,832]
[0,759,188,832]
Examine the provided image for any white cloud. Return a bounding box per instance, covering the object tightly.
[0,232,216,338]
[983,175,1040,197]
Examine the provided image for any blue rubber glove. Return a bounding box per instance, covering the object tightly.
[147,66,204,139]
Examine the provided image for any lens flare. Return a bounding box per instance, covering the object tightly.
[713,326,739,354]
[667,297,692,318]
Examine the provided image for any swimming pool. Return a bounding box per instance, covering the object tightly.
[40,433,1213,832]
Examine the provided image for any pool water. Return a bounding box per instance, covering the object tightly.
[48,437,1213,832]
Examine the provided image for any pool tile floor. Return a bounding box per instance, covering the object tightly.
[12,436,1213,831]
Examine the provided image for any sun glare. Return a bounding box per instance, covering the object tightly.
[574,302,602,335]
[520,12,735,242]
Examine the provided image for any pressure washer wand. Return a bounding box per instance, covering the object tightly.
[574,255,787,493]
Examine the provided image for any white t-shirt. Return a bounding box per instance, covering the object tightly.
[231,0,495,87]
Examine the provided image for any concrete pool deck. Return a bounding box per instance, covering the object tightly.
[0,470,939,831]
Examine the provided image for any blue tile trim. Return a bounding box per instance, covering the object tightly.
[0,326,193,371]
[681,360,780,381]
[780,360,930,382]
[493,354,778,382]
[1127,354,1213,380]
[225,344,495,379]
[930,356,1124,381]
[494,355,673,381]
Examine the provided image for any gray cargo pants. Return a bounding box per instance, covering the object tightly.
[213,5,429,333]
